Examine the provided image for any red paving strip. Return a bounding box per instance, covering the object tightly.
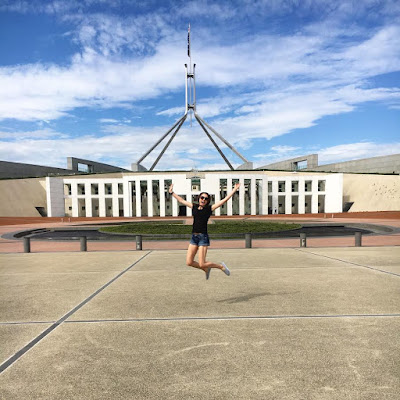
[0,213,399,253]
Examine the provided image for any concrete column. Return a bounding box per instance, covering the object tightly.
[285,182,292,215]
[298,178,305,214]
[227,178,233,216]
[71,182,79,217]
[251,178,256,215]
[123,180,131,217]
[172,197,179,217]
[136,180,142,217]
[98,182,106,217]
[262,178,269,215]
[186,194,193,217]
[214,178,221,217]
[112,182,119,217]
[85,182,92,217]
[159,179,166,217]
[311,178,318,214]
[239,178,245,215]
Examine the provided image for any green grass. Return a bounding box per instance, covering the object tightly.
[100,220,301,235]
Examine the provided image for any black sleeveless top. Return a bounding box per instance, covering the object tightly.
[192,205,212,233]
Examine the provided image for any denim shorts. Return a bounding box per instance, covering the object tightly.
[190,233,210,247]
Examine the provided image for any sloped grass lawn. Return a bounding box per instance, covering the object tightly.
[100,220,301,235]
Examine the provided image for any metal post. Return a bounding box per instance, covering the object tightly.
[23,237,31,253]
[136,235,143,251]
[80,236,87,252]
[300,233,307,248]
[245,233,252,248]
[355,231,362,247]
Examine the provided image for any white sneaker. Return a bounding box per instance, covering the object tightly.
[221,262,230,276]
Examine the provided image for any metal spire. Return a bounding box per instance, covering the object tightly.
[133,25,252,171]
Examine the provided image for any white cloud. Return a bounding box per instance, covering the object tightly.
[99,118,119,123]
[253,141,400,168]
[0,128,66,139]
[318,142,400,163]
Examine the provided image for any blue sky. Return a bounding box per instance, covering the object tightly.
[0,0,399,171]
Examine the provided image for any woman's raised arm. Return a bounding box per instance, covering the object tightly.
[211,183,240,211]
[169,184,193,208]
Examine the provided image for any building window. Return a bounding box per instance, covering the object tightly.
[105,184,112,195]
[78,184,85,195]
[318,180,326,191]
[191,178,201,191]
[278,181,285,192]
[65,184,72,196]
[305,180,312,192]
[91,184,98,195]
[294,160,307,170]
[268,182,272,192]
[291,181,299,192]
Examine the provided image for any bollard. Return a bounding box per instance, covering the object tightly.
[355,231,362,247]
[300,233,307,248]
[80,236,87,252]
[245,233,252,248]
[23,237,31,253]
[136,235,142,251]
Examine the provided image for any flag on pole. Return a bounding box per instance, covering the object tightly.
[187,23,191,57]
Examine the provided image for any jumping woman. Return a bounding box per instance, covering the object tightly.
[169,183,240,280]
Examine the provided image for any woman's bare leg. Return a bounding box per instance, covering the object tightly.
[186,244,203,270]
[198,246,224,270]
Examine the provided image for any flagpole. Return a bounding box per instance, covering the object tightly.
[188,23,192,126]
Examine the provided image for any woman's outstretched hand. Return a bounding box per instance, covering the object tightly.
[169,184,174,194]
[234,183,240,190]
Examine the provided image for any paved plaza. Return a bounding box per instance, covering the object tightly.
[0,246,399,399]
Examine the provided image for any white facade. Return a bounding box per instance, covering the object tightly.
[46,171,343,218]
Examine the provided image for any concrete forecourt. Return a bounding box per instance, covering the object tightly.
[0,247,399,399]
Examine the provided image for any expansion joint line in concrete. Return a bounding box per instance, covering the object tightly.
[63,314,400,324]
[294,249,400,278]
[0,251,152,374]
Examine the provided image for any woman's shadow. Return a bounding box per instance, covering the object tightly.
[217,291,295,304]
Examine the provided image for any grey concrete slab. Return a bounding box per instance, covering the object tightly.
[0,318,399,399]
[0,252,148,322]
[70,251,400,321]
[301,247,400,267]
[299,247,400,276]
[0,271,119,322]
[380,266,400,275]
[0,324,52,365]
[0,251,146,274]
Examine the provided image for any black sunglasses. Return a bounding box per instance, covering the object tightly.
[200,196,209,200]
